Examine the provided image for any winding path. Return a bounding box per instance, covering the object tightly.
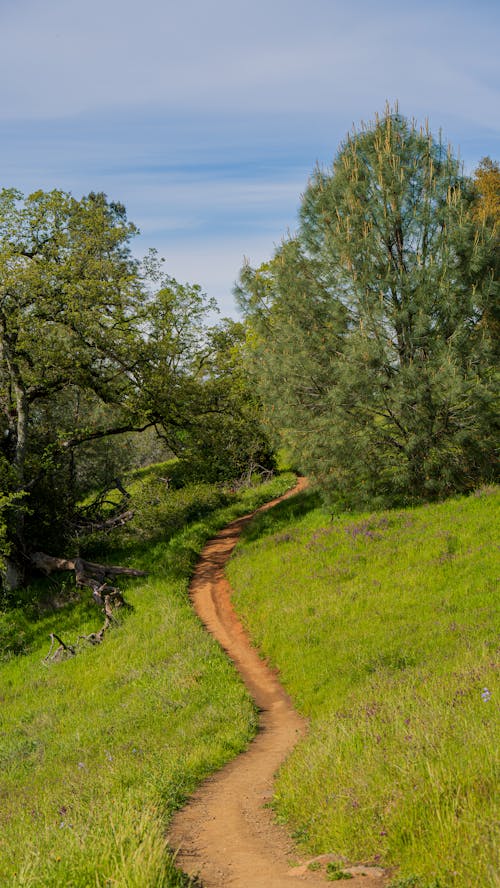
[168,479,388,887]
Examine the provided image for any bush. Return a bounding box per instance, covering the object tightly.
[0,610,33,659]
[129,479,230,542]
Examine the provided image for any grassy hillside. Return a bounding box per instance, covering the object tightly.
[0,470,295,887]
[228,485,499,888]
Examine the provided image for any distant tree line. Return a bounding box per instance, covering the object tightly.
[236,108,499,508]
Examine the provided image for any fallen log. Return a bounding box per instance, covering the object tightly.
[73,509,135,534]
[30,552,147,660]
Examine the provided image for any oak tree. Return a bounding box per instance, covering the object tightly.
[0,190,220,588]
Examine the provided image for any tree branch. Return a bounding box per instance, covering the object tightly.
[60,421,157,450]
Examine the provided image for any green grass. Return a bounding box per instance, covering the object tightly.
[227,486,500,888]
[77,458,183,514]
[0,471,296,887]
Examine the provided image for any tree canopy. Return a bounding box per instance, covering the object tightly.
[0,189,273,589]
[237,109,499,506]
[473,157,500,234]
[1,115,497,587]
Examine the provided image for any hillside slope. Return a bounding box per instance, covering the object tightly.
[228,486,500,888]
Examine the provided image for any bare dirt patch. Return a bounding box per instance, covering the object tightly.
[168,479,388,887]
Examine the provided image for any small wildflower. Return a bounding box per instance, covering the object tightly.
[481,687,492,702]
[77,761,85,769]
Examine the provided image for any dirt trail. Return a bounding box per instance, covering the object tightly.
[168,479,388,887]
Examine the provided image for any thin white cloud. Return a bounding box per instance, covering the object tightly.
[143,232,287,317]
[0,0,498,132]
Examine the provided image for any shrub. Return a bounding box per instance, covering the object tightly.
[0,609,33,659]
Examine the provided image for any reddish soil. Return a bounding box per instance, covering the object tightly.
[168,479,388,887]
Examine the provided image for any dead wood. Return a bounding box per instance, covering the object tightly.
[74,509,134,534]
[44,632,75,663]
[72,478,133,536]
[31,552,147,660]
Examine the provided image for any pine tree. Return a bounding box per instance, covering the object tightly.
[238,109,498,505]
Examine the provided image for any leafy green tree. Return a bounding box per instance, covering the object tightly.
[174,319,276,483]
[0,190,222,587]
[126,259,276,483]
[238,110,498,505]
[0,190,275,590]
[132,267,219,454]
[0,188,144,583]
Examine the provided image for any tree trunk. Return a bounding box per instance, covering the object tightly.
[13,381,28,484]
[2,557,24,593]
[0,350,30,590]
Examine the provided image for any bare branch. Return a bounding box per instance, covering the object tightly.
[60,421,157,450]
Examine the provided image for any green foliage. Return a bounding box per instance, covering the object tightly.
[389,878,445,888]
[238,108,499,506]
[326,861,353,880]
[173,320,276,484]
[228,486,500,886]
[132,276,274,486]
[473,157,500,351]
[0,190,275,584]
[0,188,146,568]
[0,191,269,581]
[473,157,500,234]
[0,488,25,567]
[0,609,33,659]
[126,478,230,543]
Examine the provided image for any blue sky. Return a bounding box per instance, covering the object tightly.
[1,0,499,315]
